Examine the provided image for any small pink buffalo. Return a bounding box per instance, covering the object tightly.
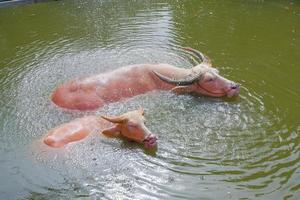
[51,48,240,110]
[43,108,157,149]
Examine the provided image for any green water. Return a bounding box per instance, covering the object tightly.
[0,0,299,199]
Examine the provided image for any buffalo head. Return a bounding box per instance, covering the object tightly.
[101,107,157,149]
[153,48,240,98]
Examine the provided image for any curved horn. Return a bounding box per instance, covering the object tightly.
[101,115,127,124]
[183,47,212,66]
[153,70,203,86]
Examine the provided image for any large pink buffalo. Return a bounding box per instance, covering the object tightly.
[51,48,240,110]
[43,108,157,149]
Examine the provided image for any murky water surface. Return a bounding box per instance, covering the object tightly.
[0,1,299,199]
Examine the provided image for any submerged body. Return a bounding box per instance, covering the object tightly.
[43,116,102,148]
[52,64,177,110]
[43,108,157,149]
[52,48,240,110]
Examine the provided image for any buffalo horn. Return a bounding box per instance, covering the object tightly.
[101,115,127,124]
[153,70,203,86]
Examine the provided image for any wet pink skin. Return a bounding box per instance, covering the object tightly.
[43,108,157,149]
[45,52,239,149]
[51,63,240,111]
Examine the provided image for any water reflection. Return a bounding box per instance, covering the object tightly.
[0,1,299,200]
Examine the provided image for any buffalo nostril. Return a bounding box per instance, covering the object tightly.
[231,83,240,90]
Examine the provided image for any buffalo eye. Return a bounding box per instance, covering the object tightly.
[128,124,138,128]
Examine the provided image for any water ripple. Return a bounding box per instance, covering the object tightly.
[0,1,299,200]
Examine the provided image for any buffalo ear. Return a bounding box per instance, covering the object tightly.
[171,86,194,94]
[101,125,120,138]
[101,115,128,124]
[138,106,145,115]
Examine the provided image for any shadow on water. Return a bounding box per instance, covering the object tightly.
[0,0,299,200]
